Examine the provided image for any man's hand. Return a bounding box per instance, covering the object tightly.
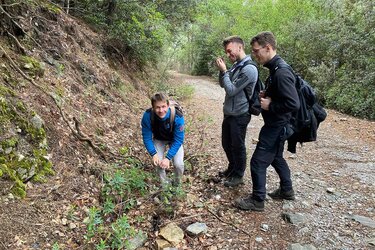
[260,97,271,110]
[152,154,160,166]
[216,57,227,72]
[159,158,170,169]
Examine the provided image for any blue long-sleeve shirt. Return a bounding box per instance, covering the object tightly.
[141,108,184,160]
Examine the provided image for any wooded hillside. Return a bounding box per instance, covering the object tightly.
[0,0,374,249]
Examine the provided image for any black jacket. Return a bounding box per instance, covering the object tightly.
[262,55,300,127]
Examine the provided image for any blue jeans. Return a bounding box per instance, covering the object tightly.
[221,113,251,178]
[250,125,293,201]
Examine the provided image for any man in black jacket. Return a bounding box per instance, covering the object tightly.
[235,31,300,211]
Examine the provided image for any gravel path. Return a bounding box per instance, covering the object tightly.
[173,71,375,250]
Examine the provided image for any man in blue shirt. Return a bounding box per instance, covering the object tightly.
[141,92,185,186]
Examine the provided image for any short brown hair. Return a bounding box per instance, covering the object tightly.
[151,92,169,107]
[250,31,277,50]
[223,36,244,47]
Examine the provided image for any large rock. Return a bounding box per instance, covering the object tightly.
[30,114,44,129]
[282,213,306,224]
[186,222,208,236]
[159,222,184,246]
[127,231,147,250]
[350,215,375,228]
[156,239,172,250]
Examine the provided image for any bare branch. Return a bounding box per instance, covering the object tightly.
[6,31,26,55]
[206,208,252,237]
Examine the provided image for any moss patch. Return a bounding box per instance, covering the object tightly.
[21,56,45,78]
[0,84,54,198]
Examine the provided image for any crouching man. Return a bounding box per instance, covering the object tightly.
[141,92,185,186]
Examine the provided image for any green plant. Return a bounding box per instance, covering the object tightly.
[96,239,109,250]
[102,198,115,215]
[119,146,129,156]
[102,166,150,205]
[55,62,65,77]
[158,181,186,216]
[135,215,145,224]
[67,205,78,221]
[110,214,135,249]
[21,56,44,78]
[172,84,195,101]
[95,127,105,136]
[84,206,103,240]
[126,156,143,168]
[52,242,60,250]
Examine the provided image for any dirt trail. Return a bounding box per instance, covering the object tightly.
[174,72,375,249]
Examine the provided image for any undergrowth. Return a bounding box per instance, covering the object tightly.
[83,162,150,249]
[83,161,187,249]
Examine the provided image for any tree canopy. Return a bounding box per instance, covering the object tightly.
[54,0,374,119]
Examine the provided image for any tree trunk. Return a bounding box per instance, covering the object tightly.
[106,0,117,25]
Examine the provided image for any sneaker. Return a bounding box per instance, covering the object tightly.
[268,187,295,200]
[224,176,244,187]
[218,168,232,178]
[234,196,264,211]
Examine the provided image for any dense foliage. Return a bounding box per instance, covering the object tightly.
[174,0,374,119]
[51,0,374,118]
[51,0,199,67]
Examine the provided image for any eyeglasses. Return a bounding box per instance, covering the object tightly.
[252,47,265,54]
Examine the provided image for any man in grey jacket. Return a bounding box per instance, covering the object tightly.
[216,36,258,187]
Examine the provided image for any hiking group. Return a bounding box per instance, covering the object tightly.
[141,31,325,212]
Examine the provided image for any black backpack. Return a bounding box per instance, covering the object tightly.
[240,60,265,116]
[273,64,327,151]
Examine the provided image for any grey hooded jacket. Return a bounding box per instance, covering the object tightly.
[219,56,258,116]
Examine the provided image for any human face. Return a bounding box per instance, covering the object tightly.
[251,42,270,65]
[225,42,242,63]
[153,100,169,118]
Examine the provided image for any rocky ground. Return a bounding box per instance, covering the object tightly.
[172,72,375,250]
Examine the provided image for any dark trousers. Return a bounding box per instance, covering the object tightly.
[221,114,251,178]
[251,125,293,201]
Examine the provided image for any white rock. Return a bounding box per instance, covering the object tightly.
[61,218,68,225]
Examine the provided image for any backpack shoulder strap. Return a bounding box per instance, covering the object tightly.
[147,108,155,128]
[272,63,302,89]
[245,60,257,68]
[242,59,262,95]
[169,106,176,132]
[272,62,292,75]
[242,60,255,98]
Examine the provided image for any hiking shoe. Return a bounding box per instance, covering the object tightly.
[234,196,264,211]
[218,168,232,178]
[268,187,295,200]
[224,176,244,187]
